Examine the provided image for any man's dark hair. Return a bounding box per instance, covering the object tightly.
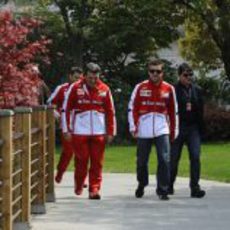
[147,59,164,69]
[84,62,101,74]
[178,63,193,75]
[69,66,82,75]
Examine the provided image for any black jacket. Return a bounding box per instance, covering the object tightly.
[174,82,204,134]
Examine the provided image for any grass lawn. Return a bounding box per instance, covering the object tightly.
[55,142,230,183]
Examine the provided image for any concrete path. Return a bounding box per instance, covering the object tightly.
[31,173,230,230]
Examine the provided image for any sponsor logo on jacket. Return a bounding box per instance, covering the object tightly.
[142,101,165,106]
[161,92,170,98]
[77,88,85,95]
[140,89,152,97]
[98,91,107,97]
[92,100,103,105]
[78,99,90,104]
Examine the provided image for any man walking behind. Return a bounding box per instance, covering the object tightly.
[169,63,206,198]
[47,66,82,183]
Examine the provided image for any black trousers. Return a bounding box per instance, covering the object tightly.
[170,124,201,190]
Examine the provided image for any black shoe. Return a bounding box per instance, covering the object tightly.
[89,192,101,200]
[158,194,170,200]
[168,186,174,195]
[135,185,144,198]
[191,188,206,198]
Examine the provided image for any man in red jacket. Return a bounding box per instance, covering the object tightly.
[47,66,82,183]
[62,62,116,199]
[128,59,178,200]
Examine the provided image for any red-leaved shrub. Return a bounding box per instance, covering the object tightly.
[0,11,51,108]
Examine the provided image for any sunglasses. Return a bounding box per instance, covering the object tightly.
[72,72,81,76]
[89,70,100,74]
[148,69,163,74]
[182,73,193,78]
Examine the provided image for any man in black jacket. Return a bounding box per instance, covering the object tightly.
[169,63,206,198]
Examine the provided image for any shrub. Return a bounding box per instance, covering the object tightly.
[204,104,230,141]
[0,11,50,108]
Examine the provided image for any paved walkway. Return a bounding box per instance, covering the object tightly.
[31,173,230,230]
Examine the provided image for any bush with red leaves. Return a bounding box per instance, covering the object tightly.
[0,11,51,109]
[204,104,230,141]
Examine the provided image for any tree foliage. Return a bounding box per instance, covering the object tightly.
[178,17,221,69]
[30,1,180,77]
[175,0,230,80]
[87,0,179,72]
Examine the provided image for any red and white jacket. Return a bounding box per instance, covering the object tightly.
[47,83,71,128]
[62,78,116,136]
[128,80,178,140]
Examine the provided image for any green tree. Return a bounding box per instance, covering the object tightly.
[175,0,230,81]
[87,0,180,75]
[33,0,180,69]
[179,17,221,69]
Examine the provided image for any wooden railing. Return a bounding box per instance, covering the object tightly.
[0,106,55,230]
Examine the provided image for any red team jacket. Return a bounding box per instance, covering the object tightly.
[47,82,72,129]
[128,80,178,141]
[48,83,71,113]
[62,78,116,136]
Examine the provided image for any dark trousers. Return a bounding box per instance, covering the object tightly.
[170,124,201,190]
[136,134,170,195]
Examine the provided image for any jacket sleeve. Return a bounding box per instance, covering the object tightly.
[61,83,76,133]
[128,84,140,133]
[168,86,179,141]
[104,89,117,136]
[47,85,62,119]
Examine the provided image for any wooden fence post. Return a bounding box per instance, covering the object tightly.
[46,106,56,202]
[13,108,32,230]
[31,106,46,214]
[0,110,14,230]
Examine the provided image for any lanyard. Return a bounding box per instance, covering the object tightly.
[182,87,192,102]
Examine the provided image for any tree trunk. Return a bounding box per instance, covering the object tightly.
[55,0,85,67]
[70,34,84,67]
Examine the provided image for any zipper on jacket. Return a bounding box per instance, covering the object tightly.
[83,83,94,135]
[90,95,93,135]
[90,110,93,135]
[153,113,155,137]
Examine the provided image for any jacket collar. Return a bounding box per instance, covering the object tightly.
[178,81,192,90]
[148,79,163,87]
[82,77,101,95]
